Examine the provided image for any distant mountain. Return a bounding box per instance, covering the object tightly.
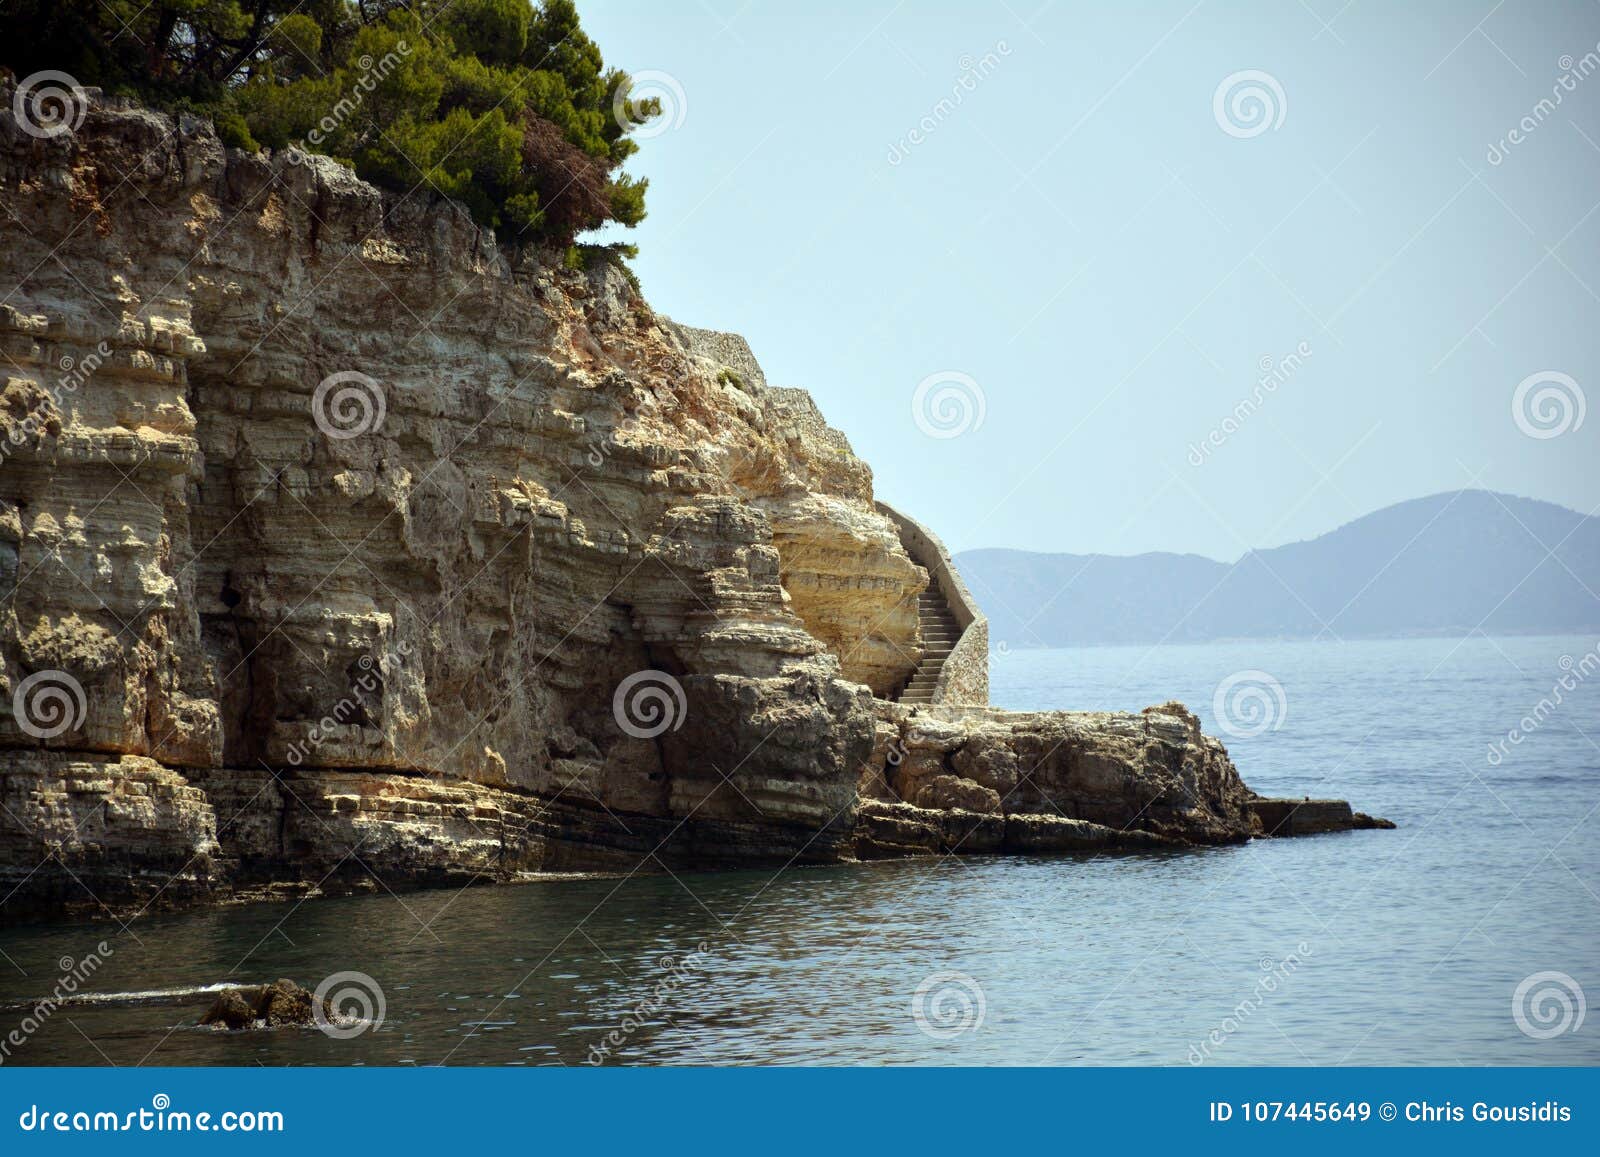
[956,491,1600,647]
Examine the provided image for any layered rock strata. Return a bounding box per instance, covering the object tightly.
[0,90,1383,925]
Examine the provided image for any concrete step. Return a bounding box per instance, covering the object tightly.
[896,572,965,704]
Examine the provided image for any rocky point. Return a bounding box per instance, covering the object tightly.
[0,88,1387,926]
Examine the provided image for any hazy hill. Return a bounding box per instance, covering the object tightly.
[957,491,1600,647]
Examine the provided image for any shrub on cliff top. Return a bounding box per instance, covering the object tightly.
[0,0,654,246]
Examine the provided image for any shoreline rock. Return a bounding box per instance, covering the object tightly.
[0,89,1388,927]
[1250,798,1397,836]
[198,978,333,1031]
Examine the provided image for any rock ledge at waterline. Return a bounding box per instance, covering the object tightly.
[0,89,1388,924]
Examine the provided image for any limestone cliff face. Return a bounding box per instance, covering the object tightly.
[0,92,1379,924]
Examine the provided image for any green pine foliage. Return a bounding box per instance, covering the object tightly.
[0,0,656,245]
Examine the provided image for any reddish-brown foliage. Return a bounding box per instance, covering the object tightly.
[520,115,613,243]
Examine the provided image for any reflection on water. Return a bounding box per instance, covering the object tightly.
[0,635,1596,1065]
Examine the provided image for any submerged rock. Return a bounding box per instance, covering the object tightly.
[199,979,334,1031]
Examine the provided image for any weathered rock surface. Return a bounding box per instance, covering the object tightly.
[0,90,1386,925]
[858,700,1262,856]
[1250,798,1396,836]
[199,978,332,1031]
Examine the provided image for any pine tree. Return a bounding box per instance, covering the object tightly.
[0,0,654,245]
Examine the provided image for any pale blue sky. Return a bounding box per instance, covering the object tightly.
[582,0,1599,558]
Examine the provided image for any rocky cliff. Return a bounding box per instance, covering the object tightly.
[0,90,1385,925]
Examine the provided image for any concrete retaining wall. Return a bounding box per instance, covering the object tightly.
[877,501,989,706]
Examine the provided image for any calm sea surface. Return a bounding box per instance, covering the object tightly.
[2,635,1596,1066]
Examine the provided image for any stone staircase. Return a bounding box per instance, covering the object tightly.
[898,577,962,704]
